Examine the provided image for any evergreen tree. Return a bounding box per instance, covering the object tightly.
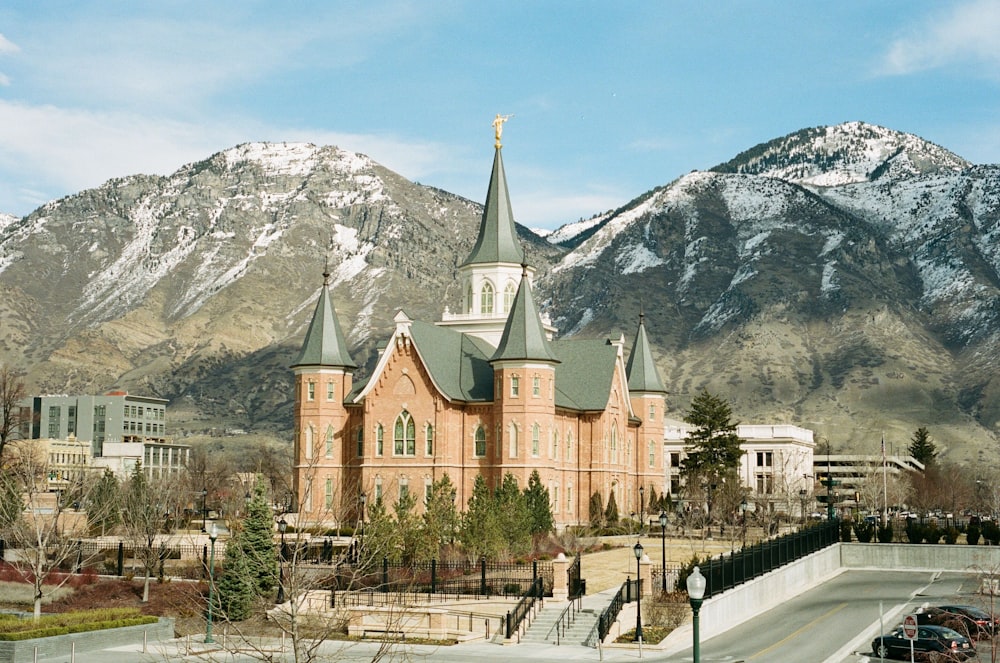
[680,390,744,486]
[394,490,421,564]
[523,470,554,536]
[88,469,120,536]
[216,527,254,621]
[647,486,659,515]
[239,478,279,597]
[360,496,401,569]
[495,473,531,558]
[589,491,604,528]
[460,475,499,560]
[908,427,937,466]
[604,491,619,524]
[421,475,458,560]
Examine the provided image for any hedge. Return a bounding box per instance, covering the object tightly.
[0,608,158,641]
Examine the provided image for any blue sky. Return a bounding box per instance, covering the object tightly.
[1,1,999,230]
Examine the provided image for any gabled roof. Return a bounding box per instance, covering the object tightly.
[626,314,667,394]
[460,147,525,267]
[491,272,560,364]
[408,320,496,401]
[291,274,357,370]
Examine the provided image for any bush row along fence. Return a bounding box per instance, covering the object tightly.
[698,519,839,599]
[329,557,554,598]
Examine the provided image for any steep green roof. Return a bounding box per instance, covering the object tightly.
[408,320,495,401]
[491,273,560,364]
[626,315,667,393]
[291,277,356,369]
[461,148,525,267]
[552,338,618,410]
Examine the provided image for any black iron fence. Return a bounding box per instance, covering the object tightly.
[595,579,636,644]
[699,519,839,599]
[567,554,583,598]
[331,556,554,597]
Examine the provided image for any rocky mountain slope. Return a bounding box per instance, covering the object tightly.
[2,122,999,464]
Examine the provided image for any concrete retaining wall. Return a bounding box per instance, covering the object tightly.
[841,543,1000,572]
[0,617,174,663]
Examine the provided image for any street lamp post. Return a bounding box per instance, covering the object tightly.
[687,565,706,663]
[638,485,645,526]
[200,488,208,533]
[658,511,668,593]
[633,541,644,642]
[277,517,287,604]
[205,524,218,644]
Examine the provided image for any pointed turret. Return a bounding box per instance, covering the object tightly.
[626,312,666,393]
[461,146,524,267]
[492,267,559,364]
[292,271,356,370]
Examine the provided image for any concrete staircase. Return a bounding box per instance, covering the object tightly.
[519,591,617,646]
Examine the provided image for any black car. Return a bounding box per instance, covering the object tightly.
[872,624,975,660]
[918,604,999,639]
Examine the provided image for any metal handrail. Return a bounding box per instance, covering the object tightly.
[590,580,630,646]
[505,576,544,640]
[544,594,583,644]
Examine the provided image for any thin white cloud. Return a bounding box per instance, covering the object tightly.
[879,0,1000,76]
[0,99,477,217]
[0,33,19,54]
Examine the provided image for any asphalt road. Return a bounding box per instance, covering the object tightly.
[29,569,996,662]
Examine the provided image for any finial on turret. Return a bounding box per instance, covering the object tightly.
[323,255,331,286]
[492,113,513,149]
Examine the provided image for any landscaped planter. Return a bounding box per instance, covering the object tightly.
[0,617,174,663]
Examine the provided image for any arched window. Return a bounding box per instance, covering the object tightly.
[467,283,473,313]
[480,281,494,314]
[532,423,540,457]
[376,424,384,456]
[325,426,334,457]
[503,280,517,312]
[394,411,416,456]
[356,427,364,457]
[552,430,558,460]
[509,423,519,458]
[610,425,618,464]
[324,478,334,509]
[474,426,486,457]
[425,424,434,456]
[567,430,573,459]
[648,440,656,468]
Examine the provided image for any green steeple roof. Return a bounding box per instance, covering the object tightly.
[491,270,559,364]
[461,147,525,267]
[626,313,666,393]
[291,272,357,370]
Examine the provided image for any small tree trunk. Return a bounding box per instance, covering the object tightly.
[142,572,151,602]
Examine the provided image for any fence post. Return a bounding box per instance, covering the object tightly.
[480,556,487,596]
[505,611,512,639]
[75,540,82,573]
[431,559,437,594]
[533,559,538,581]
[382,557,388,592]
[117,541,124,577]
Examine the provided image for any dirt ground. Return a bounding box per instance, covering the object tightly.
[581,534,737,593]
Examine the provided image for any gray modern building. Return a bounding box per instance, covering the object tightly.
[27,392,168,458]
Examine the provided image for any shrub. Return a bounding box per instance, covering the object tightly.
[853,521,875,543]
[906,524,924,544]
[877,524,894,543]
[967,524,981,545]
[923,525,942,544]
[840,521,852,542]
[983,521,1000,546]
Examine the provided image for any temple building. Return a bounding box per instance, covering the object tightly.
[290,123,668,527]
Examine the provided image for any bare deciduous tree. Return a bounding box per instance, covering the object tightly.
[0,365,29,464]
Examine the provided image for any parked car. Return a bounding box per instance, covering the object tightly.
[917,605,999,639]
[872,624,975,660]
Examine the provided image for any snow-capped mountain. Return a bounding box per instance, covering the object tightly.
[2,122,999,460]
